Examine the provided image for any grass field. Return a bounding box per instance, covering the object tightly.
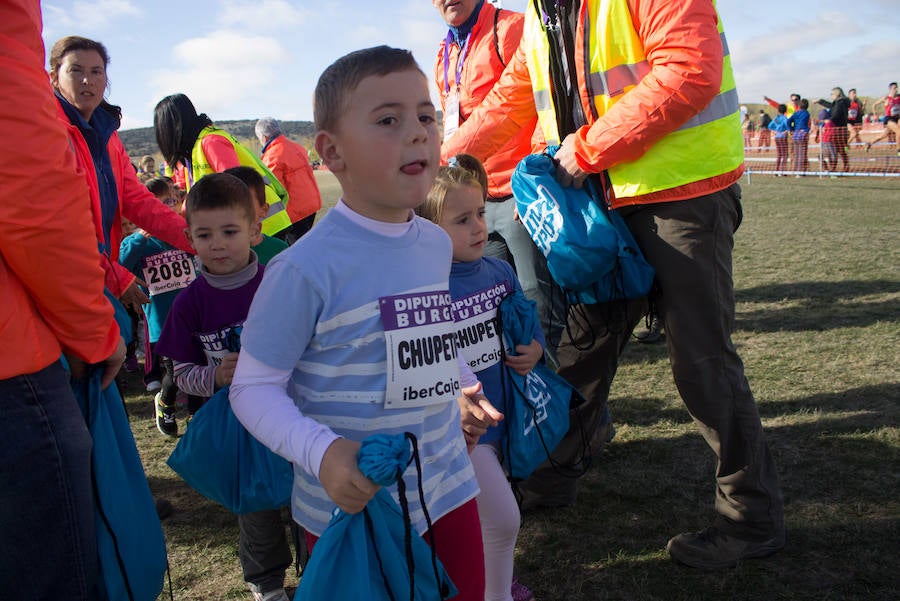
[128,173,899,600]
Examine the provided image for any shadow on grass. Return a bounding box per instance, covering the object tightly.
[735,279,900,332]
[512,383,899,600]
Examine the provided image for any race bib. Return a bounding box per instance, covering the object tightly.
[380,291,461,409]
[891,102,900,117]
[443,90,460,140]
[848,108,858,119]
[141,250,197,296]
[452,281,512,373]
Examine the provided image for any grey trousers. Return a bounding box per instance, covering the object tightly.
[623,184,784,540]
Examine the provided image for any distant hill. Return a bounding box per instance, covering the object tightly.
[118,119,316,163]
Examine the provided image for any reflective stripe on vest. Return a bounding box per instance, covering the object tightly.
[191,126,293,235]
[525,0,744,199]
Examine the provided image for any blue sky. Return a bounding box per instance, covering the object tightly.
[40,0,900,130]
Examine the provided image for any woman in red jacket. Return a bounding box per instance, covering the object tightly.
[49,36,192,321]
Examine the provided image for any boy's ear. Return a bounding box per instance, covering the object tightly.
[249,217,262,240]
[184,227,195,250]
[315,130,344,173]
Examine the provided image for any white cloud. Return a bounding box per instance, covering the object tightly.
[216,0,307,30]
[147,29,289,118]
[42,0,141,36]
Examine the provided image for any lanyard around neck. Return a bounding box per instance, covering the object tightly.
[443,30,472,94]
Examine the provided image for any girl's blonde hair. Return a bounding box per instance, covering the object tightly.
[417,154,488,223]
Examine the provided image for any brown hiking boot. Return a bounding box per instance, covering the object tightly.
[666,526,785,570]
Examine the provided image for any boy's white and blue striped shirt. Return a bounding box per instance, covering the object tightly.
[240,207,478,536]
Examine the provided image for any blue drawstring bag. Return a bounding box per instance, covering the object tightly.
[295,433,457,601]
[511,147,655,304]
[73,370,167,601]
[498,291,580,480]
[166,385,293,513]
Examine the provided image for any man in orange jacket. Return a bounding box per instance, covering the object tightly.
[444,0,785,570]
[1,1,125,596]
[255,118,323,244]
[434,0,565,364]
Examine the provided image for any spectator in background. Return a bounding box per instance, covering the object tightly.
[255,117,323,244]
[764,92,800,117]
[846,88,865,145]
[757,109,772,151]
[789,98,811,174]
[1,2,125,597]
[139,154,157,182]
[741,106,754,149]
[818,87,849,172]
[769,104,791,173]
[815,108,837,173]
[868,82,900,155]
[154,93,294,241]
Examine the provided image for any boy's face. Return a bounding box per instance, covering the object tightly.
[185,207,260,276]
[316,69,440,223]
[438,183,487,263]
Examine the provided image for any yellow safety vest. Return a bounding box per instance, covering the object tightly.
[524,0,744,199]
[191,126,292,235]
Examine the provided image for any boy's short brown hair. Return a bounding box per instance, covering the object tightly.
[223,166,267,210]
[184,172,256,226]
[314,45,423,132]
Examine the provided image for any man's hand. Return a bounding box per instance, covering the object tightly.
[319,438,379,514]
[458,382,503,452]
[554,133,589,189]
[119,280,149,313]
[66,336,127,390]
[505,338,544,376]
[215,352,240,388]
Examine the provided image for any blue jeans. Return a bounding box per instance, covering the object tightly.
[484,196,566,366]
[0,361,99,600]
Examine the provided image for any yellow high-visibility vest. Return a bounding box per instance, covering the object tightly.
[524,0,744,199]
[191,126,292,235]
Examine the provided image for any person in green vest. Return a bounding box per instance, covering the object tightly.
[442,0,785,570]
[153,93,293,241]
[224,166,289,265]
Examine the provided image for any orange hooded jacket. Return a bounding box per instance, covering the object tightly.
[435,1,541,199]
[0,0,119,378]
[260,135,322,222]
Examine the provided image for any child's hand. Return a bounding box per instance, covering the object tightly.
[215,352,240,388]
[319,438,379,514]
[458,382,503,452]
[119,280,149,313]
[505,338,543,376]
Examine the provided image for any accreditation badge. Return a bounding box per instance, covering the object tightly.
[443,90,461,140]
[141,250,197,296]
[379,290,461,409]
[452,281,512,373]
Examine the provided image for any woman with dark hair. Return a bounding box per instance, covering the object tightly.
[153,94,293,240]
[49,35,192,323]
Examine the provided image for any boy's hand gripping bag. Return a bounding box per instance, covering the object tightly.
[166,385,293,514]
[498,291,578,481]
[73,370,167,601]
[511,147,655,304]
[295,433,457,601]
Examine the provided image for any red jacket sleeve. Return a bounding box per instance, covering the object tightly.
[113,134,192,255]
[201,133,241,172]
[572,0,724,172]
